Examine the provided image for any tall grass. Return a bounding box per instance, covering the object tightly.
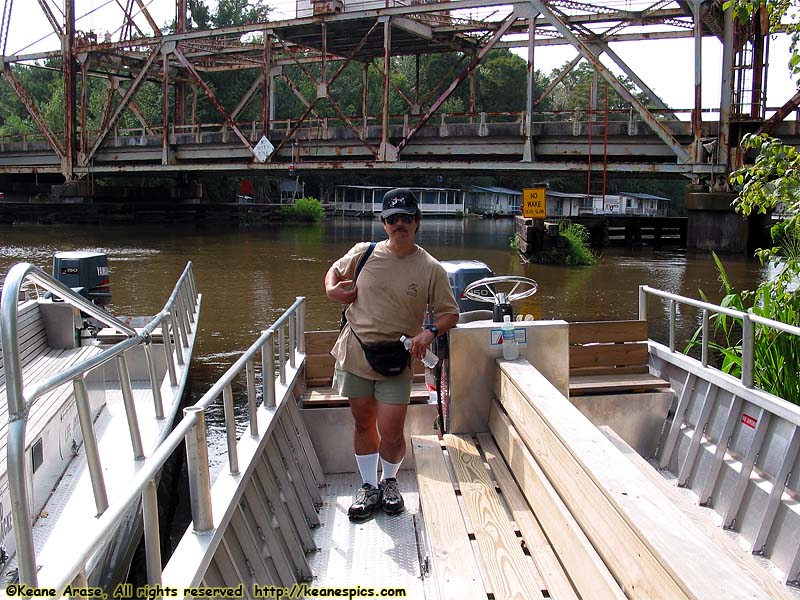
[686,251,800,405]
[559,221,597,266]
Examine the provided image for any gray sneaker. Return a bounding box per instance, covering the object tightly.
[348,483,381,521]
[379,478,405,515]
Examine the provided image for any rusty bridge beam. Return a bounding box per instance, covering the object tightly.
[0,64,65,160]
[396,11,519,155]
[36,0,63,37]
[530,0,690,163]
[173,46,254,152]
[757,90,800,136]
[85,41,163,164]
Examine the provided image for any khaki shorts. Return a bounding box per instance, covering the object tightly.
[333,366,412,405]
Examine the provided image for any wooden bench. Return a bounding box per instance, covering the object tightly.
[568,320,670,396]
[0,300,104,477]
[300,330,429,408]
[412,433,593,600]
[491,359,789,600]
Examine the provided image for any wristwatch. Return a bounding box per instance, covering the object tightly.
[425,324,439,338]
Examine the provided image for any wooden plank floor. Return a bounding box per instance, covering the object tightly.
[413,434,577,600]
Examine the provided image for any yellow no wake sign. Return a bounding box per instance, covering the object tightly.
[522,188,546,219]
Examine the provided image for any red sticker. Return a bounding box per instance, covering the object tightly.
[741,414,757,429]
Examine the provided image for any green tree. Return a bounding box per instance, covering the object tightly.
[547,61,650,119]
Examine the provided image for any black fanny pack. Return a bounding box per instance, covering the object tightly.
[351,330,410,377]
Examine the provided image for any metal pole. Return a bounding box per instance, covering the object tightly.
[701,309,709,367]
[289,309,296,369]
[184,406,213,532]
[719,6,734,169]
[142,479,162,586]
[669,299,676,352]
[247,359,258,436]
[638,285,647,321]
[742,314,754,388]
[144,341,164,419]
[172,312,185,366]
[297,297,306,353]
[262,329,276,408]
[278,324,286,385]
[223,385,240,475]
[162,48,170,166]
[163,313,178,385]
[692,0,703,160]
[523,10,535,162]
[380,17,391,160]
[263,29,271,137]
[63,0,77,179]
[73,377,109,515]
[116,354,144,459]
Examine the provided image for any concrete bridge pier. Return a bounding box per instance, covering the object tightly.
[686,189,748,253]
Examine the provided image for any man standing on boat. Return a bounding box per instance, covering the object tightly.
[325,188,459,521]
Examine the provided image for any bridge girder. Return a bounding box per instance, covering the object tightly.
[0,0,791,184]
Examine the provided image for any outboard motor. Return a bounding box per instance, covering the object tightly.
[52,251,111,306]
[440,260,495,313]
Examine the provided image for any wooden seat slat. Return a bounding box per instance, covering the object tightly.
[569,342,649,371]
[568,320,669,396]
[569,320,648,345]
[476,433,581,600]
[569,373,672,395]
[412,435,485,600]
[445,434,545,600]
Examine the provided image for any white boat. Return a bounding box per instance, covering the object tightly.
[12,276,800,599]
[0,256,201,589]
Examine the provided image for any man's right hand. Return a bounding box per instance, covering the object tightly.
[326,279,358,305]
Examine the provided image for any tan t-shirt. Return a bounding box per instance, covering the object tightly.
[331,240,459,380]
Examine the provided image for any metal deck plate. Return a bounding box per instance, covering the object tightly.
[307,472,430,597]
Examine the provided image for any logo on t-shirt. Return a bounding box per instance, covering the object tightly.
[406,283,419,297]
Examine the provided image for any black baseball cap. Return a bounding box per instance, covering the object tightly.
[381,188,418,218]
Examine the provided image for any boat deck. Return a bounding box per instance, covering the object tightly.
[307,472,430,596]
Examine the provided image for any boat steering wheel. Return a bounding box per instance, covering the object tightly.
[463,276,538,321]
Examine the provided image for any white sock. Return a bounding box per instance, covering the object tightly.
[380,457,403,481]
[355,453,379,488]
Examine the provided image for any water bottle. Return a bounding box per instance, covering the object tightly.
[400,335,439,369]
[501,315,519,360]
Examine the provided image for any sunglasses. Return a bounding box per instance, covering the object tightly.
[384,214,415,225]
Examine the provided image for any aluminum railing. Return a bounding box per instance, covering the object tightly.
[0,261,199,588]
[45,296,306,595]
[638,285,800,390]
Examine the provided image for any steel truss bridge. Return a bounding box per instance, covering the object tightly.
[0,0,797,184]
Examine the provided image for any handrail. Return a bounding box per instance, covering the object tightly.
[638,285,800,390]
[0,261,198,587]
[47,296,307,594]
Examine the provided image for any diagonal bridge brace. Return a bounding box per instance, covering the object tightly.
[1,64,65,161]
[530,0,690,163]
[173,46,254,153]
[396,11,519,155]
[269,21,380,161]
[84,42,162,165]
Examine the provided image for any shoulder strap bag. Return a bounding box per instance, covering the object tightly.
[338,242,376,331]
